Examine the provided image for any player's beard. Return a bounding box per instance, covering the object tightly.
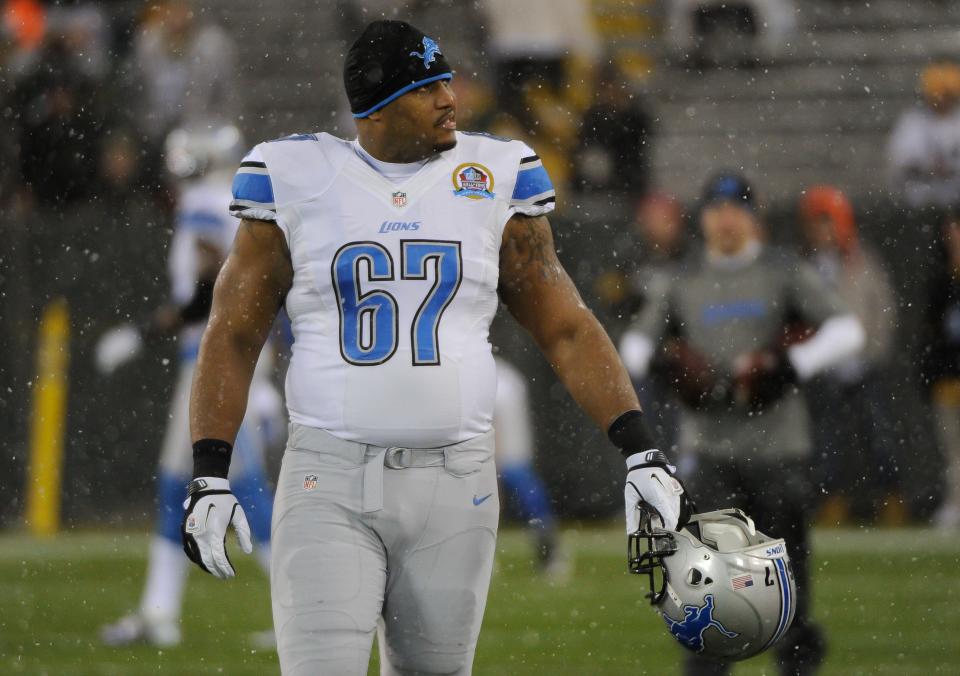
[434,135,457,153]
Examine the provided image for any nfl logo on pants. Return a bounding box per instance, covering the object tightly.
[392,191,407,208]
[303,474,318,490]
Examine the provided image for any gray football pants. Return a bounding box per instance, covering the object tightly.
[271,423,500,675]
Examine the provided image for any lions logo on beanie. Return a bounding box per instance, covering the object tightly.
[344,20,453,119]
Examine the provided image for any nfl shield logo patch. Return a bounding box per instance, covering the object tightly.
[392,191,407,208]
[303,474,318,490]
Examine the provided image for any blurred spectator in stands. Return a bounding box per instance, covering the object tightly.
[488,111,571,198]
[598,192,688,317]
[482,0,599,126]
[50,3,110,81]
[95,129,172,222]
[665,0,797,69]
[798,186,903,525]
[920,212,960,530]
[888,62,960,210]
[450,77,497,133]
[574,61,653,196]
[609,192,689,450]
[127,0,236,146]
[595,191,689,347]
[12,32,106,209]
[2,0,46,77]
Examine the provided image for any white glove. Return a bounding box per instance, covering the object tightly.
[624,451,685,533]
[95,324,143,374]
[181,477,253,579]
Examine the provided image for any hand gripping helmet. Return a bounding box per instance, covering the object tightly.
[628,508,796,661]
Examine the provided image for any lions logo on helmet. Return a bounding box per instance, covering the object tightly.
[629,508,797,661]
[663,594,739,652]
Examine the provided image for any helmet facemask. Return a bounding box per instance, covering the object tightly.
[628,509,677,605]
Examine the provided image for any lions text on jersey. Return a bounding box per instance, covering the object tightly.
[229,131,555,447]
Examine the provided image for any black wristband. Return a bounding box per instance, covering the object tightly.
[607,410,659,459]
[192,438,233,479]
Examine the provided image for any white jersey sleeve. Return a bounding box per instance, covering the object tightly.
[229,144,282,229]
[229,135,344,246]
[508,141,556,218]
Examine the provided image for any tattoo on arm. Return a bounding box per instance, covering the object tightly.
[501,214,563,286]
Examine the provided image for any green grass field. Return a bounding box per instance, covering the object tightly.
[1,526,958,675]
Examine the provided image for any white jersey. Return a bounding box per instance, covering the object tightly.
[493,357,535,467]
[229,131,555,447]
[887,106,960,208]
[169,172,237,360]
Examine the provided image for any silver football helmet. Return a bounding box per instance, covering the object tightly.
[164,123,244,179]
[629,508,796,661]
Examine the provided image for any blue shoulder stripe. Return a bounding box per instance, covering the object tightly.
[232,172,275,205]
[512,164,554,201]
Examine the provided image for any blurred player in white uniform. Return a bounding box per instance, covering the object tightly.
[493,356,566,575]
[99,125,280,647]
[180,21,690,675]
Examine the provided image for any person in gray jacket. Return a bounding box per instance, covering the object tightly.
[619,172,865,676]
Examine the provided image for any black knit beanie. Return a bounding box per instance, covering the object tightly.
[344,20,453,118]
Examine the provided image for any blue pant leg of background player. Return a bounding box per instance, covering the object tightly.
[494,357,568,577]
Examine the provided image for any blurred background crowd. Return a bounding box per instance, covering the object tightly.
[3,0,960,530]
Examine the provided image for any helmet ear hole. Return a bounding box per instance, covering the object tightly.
[686,568,715,586]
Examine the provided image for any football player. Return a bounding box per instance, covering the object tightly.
[493,356,567,577]
[181,21,687,674]
[99,125,280,647]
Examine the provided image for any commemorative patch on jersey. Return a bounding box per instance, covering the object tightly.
[452,163,495,200]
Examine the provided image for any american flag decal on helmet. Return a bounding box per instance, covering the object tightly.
[731,574,754,591]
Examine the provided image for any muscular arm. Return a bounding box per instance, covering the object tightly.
[499,213,640,431]
[189,219,293,443]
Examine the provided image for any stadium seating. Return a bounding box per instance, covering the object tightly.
[650,0,960,201]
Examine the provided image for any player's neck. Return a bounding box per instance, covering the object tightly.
[354,139,427,168]
[353,139,428,184]
[356,133,436,164]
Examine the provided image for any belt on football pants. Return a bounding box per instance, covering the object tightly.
[286,423,495,513]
